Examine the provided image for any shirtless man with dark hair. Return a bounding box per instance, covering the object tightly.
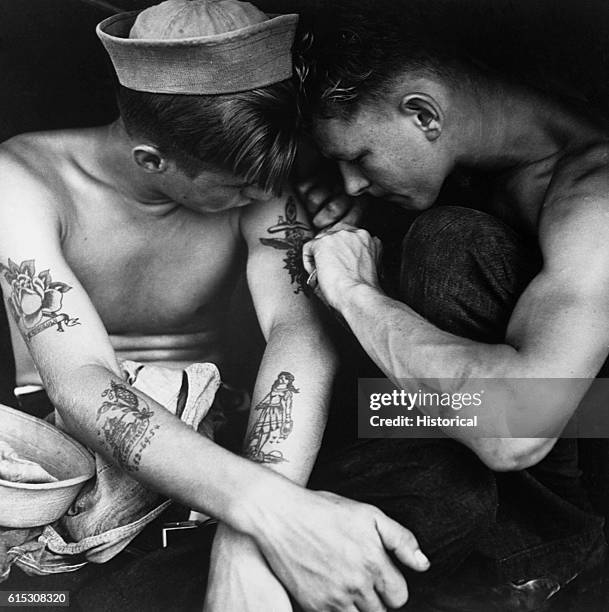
[295,0,609,607]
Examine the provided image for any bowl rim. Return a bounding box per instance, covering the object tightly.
[0,403,96,487]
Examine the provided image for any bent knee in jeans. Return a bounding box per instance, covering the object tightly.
[399,205,542,343]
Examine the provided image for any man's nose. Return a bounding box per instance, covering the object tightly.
[338,161,371,197]
[241,184,273,201]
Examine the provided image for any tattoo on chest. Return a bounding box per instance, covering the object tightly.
[97,380,159,472]
[0,258,80,340]
[244,371,298,464]
[260,197,313,295]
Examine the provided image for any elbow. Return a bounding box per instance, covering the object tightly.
[44,361,116,418]
[476,438,556,472]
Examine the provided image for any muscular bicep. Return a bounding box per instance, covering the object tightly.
[240,193,317,337]
[507,269,609,377]
[0,190,119,390]
[506,156,609,381]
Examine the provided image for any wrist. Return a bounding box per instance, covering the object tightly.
[335,281,382,317]
[226,467,295,539]
[213,522,259,554]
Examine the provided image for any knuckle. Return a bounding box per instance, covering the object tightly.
[363,503,383,519]
[322,203,339,218]
[326,197,347,213]
[312,216,329,231]
[348,574,371,598]
[378,578,408,609]
[307,189,328,207]
[398,529,417,550]
[325,591,351,611]
[364,555,385,578]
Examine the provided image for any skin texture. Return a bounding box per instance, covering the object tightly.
[313,103,450,210]
[0,120,428,612]
[302,74,609,470]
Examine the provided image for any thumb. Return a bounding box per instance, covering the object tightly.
[302,240,316,275]
[375,513,430,572]
[373,236,384,269]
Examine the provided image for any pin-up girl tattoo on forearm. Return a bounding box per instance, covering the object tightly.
[245,371,298,464]
[260,197,313,295]
[0,258,80,341]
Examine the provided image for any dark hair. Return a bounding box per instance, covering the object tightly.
[295,0,481,122]
[116,80,300,194]
[296,0,609,127]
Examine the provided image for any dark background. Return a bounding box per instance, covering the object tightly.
[0,0,608,143]
[0,0,319,141]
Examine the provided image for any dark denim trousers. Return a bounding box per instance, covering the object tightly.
[312,205,606,596]
[393,206,605,584]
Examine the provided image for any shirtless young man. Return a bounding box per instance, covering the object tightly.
[0,3,430,611]
[295,0,609,606]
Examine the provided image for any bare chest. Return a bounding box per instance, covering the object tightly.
[61,204,243,334]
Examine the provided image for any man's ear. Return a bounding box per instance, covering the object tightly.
[132,145,168,173]
[399,94,443,141]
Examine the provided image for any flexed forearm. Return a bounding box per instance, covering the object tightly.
[50,362,291,531]
[338,285,572,468]
[343,285,513,383]
[302,228,596,470]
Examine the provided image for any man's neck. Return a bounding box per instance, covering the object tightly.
[85,120,176,212]
[455,80,598,171]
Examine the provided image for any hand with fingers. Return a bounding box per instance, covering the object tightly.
[303,225,383,312]
[296,174,367,230]
[247,486,429,612]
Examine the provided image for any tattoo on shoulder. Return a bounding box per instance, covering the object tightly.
[244,371,298,464]
[96,380,159,472]
[0,258,80,340]
[259,197,313,296]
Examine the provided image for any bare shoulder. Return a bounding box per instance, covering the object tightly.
[239,191,312,237]
[545,140,609,209]
[540,140,609,278]
[0,132,70,223]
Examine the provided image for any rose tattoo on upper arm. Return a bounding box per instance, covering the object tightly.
[0,258,80,340]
